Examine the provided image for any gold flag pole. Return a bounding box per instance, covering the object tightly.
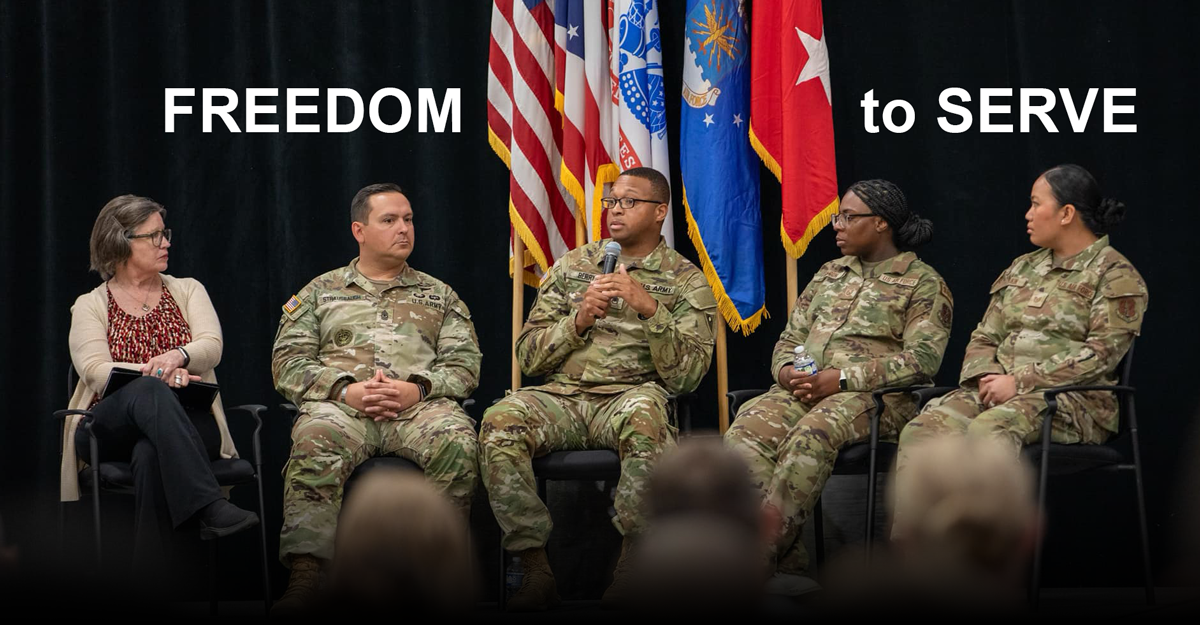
[786,256,798,315]
[512,234,525,392]
[717,316,730,433]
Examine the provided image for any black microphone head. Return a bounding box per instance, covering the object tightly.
[601,241,622,274]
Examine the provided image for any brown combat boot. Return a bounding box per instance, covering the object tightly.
[507,547,560,612]
[601,536,637,608]
[270,554,322,617]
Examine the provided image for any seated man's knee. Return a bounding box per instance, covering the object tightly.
[615,395,672,451]
[479,399,532,449]
[432,421,481,474]
[292,420,354,461]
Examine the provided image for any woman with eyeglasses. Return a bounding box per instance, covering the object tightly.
[61,195,258,578]
[725,180,954,595]
[895,165,1148,502]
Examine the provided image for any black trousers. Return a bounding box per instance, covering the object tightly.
[75,376,224,568]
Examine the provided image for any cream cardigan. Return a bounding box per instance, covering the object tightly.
[61,274,238,501]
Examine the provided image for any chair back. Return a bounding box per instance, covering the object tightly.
[1114,338,1136,438]
[726,389,768,424]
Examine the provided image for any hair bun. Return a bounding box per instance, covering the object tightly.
[1096,197,1126,230]
[898,214,934,248]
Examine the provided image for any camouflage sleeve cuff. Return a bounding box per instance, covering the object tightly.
[560,313,590,346]
[841,365,868,392]
[1011,365,1040,395]
[772,358,793,382]
[960,359,1004,384]
[303,367,355,402]
[328,379,350,401]
[640,300,672,334]
[407,372,438,399]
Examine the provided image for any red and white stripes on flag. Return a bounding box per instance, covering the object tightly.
[488,0,578,282]
[555,0,618,242]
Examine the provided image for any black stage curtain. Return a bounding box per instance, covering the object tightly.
[3,0,1198,599]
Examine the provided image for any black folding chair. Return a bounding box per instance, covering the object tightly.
[54,365,272,616]
[726,384,928,567]
[494,392,695,607]
[911,340,1152,607]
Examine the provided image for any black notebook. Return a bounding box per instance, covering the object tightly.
[102,367,219,411]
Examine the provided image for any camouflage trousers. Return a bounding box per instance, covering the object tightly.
[279,397,478,564]
[725,385,914,574]
[479,383,674,552]
[897,386,1111,473]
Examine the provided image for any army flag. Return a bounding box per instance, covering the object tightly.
[611,0,674,246]
[680,0,765,334]
[749,0,838,258]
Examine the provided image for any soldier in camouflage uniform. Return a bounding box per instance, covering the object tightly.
[725,180,953,592]
[270,184,482,614]
[896,166,1148,517]
[481,168,718,611]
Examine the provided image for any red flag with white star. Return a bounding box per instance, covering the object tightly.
[749,0,838,258]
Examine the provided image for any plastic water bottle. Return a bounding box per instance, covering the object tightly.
[794,345,818,376]
[505,556,524,599]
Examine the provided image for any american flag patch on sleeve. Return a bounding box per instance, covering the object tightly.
[283,294,302,314]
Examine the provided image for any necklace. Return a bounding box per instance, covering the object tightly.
[111,278,158,313]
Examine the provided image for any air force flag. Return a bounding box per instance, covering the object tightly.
[681,0,765,333]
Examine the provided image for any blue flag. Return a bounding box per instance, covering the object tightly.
[681,0,765,334]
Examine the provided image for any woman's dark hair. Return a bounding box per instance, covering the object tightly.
[846,179,933,249]
[1040,164,1125,235]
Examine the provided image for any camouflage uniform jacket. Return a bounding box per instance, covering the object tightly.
[272,258,481,408]
[960,236,1147,431]
[517,238,718,395]
[773,252,953,391]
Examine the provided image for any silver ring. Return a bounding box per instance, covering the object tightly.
[174,375,182,385]
[156,368,164,377]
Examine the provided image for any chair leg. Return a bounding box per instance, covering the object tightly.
[813,498,825,570]
[865,456,878,563]
[58,501,65,561]
[209,538,219,617]
[91,470,102,569]
[1030,457,1051,609]
[255,474,273,613]
[1131,466,1156,605]
[499,539,508,609]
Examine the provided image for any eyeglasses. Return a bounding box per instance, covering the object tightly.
[600,197,665,210]
[127,228,172,247]
[831,212,875,227]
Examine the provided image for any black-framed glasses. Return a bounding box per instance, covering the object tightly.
[600,197,665,210]
[127,228,172,247]
[831,212,875,227]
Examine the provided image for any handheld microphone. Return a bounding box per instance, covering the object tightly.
[600,241,622,274]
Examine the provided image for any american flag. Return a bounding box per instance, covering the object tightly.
[488,0,578,280]
[554,0,617,242]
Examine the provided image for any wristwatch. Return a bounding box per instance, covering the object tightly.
[838,369,848,391]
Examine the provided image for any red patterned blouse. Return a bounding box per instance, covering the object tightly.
[91,284,192,407]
